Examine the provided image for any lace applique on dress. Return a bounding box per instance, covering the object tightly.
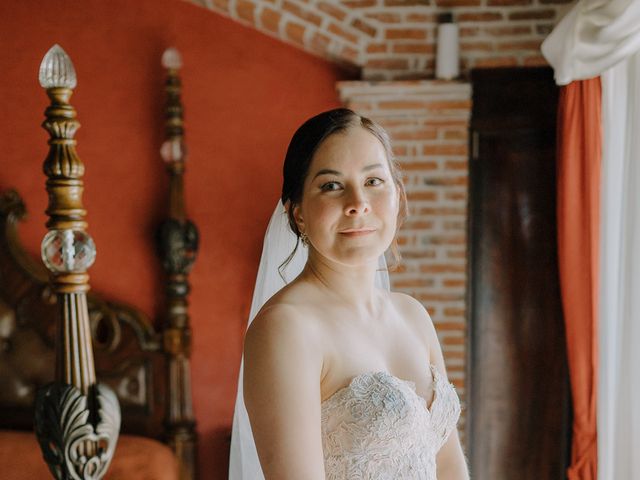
[320,363,461,480]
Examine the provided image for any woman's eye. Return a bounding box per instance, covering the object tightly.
[367,177,384,186]
[320,181,342,191]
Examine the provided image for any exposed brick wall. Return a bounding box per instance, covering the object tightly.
[337,80,471,444]
[185,0,575,79]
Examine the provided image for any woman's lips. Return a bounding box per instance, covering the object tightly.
[339,229,376,236]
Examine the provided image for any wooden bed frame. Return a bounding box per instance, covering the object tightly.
[0,46,197,480]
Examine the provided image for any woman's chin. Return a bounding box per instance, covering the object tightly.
[310,237,392,267]
[328,248,388,268]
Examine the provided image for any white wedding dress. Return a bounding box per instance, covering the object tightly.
[321,363,461,480]
[229,201,462,480]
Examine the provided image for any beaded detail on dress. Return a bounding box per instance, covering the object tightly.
[320,363,461,480]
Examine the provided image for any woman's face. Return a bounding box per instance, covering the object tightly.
[293,126,400,267]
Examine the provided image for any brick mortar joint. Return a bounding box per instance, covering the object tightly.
[336,82,472,100]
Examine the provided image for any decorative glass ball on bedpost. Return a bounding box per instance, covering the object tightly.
[41,229,96,273]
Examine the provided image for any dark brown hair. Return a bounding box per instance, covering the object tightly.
[279,108,408,279]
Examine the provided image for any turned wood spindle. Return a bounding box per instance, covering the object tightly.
[34,44,120,480]
[157,46,199,480]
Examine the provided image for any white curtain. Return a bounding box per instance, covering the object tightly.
[541,0,640,86]
[599,51,640,480]
[542,1,640,479]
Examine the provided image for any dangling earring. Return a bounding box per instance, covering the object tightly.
[300,232,309,247]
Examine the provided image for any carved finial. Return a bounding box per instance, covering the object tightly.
[39,45,77,89]
[160,47,185,167]
[162,47,182,70]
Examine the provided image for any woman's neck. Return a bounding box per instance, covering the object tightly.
[299,249,384,318]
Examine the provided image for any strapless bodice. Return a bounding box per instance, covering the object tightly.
[320,363,461,480]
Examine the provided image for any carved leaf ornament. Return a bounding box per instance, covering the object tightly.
[35,383,121,480]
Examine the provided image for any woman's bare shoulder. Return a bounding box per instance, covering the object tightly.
[388,291,438,346]
[246,302,316,350]
[244,283,324,361]
[249,280,316,327]
[389,291,431,317]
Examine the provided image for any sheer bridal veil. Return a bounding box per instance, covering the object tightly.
[228,199,391,479]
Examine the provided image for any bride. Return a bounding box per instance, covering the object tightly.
[229,108,469,479]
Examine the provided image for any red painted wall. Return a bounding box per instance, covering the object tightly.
[0,0,349,477]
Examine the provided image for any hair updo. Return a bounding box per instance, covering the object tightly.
[279,108,408,277]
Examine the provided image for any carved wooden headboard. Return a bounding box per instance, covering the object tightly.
[0,188,166,435]
[0,45,197,480]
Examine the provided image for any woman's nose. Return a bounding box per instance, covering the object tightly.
[344,188,370,216]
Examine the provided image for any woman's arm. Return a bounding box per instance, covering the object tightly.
[436,427,470,479]
[425,308,470,480]
[398,293,470,479]
[243,304,326,480]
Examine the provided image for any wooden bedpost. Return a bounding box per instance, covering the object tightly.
[157,47,199,480]
[33,44,121,480]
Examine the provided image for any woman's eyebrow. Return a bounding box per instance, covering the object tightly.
[313,168,340,180]
[312,163,384,180]
[362,163,384,171]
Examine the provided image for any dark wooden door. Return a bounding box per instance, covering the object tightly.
[466,67,571,480]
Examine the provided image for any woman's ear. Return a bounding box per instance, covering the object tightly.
[292,203,305,232]
[395,183,402,213]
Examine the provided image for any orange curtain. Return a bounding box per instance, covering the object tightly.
[556,78,600,480]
